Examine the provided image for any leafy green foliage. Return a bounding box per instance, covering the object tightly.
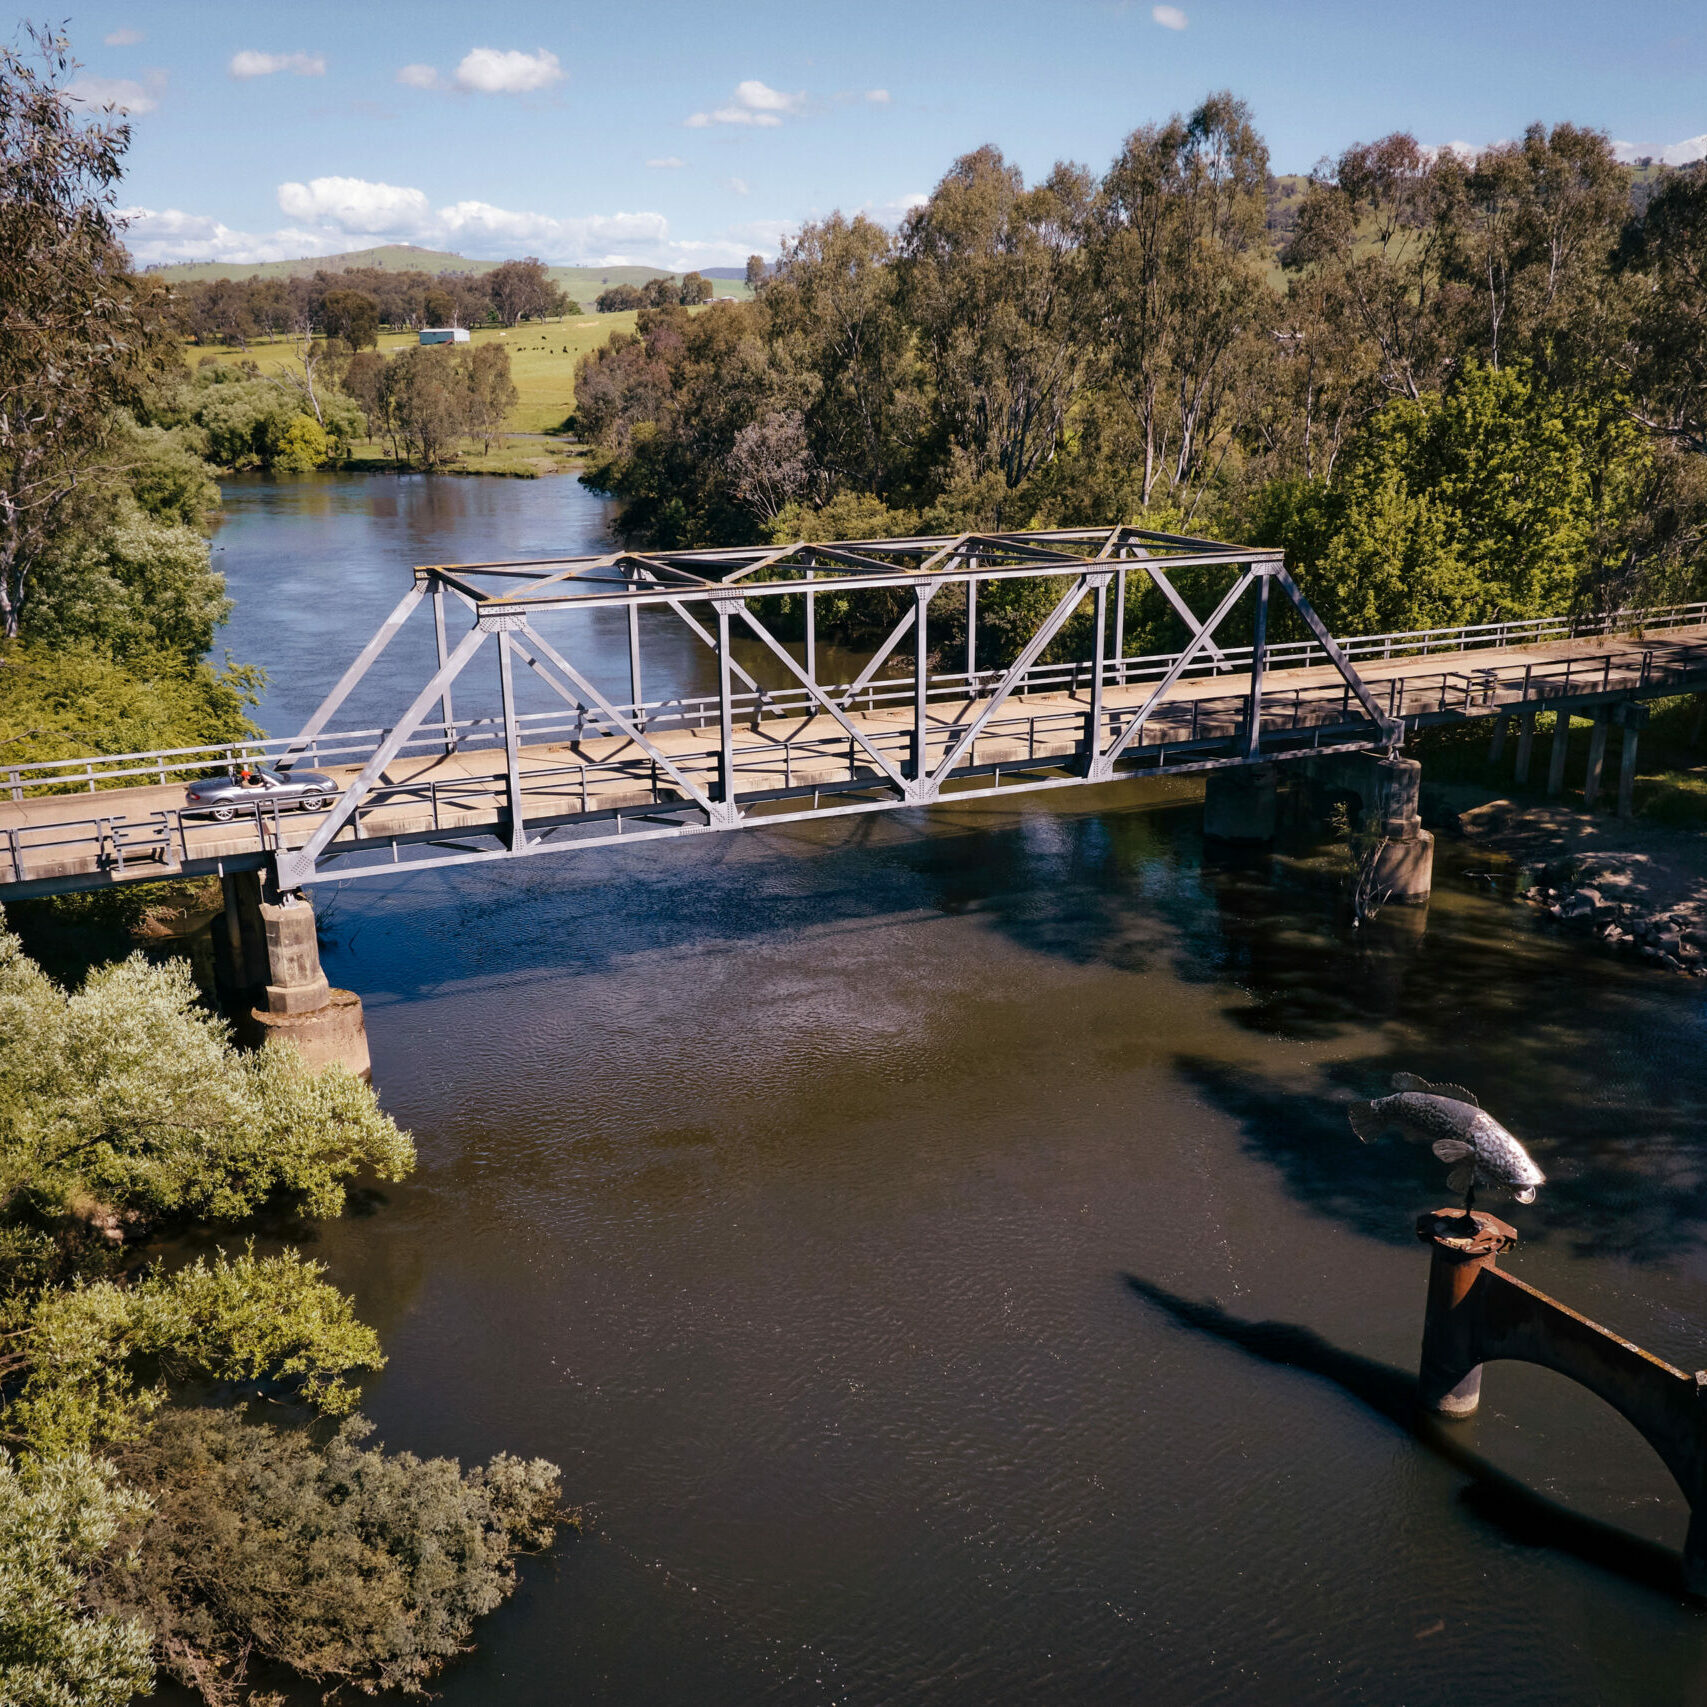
[0,929,414,1265]
[0,1448,154,1707]
[27,499,233,659]
[96,1408,566,1703]
[1246,363,1649,632]
[0,641,259,780]
[8,1250,386,1452]
[187,364,358,471]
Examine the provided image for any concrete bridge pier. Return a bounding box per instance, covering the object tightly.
[1300,751,1434,903]
[1513,708,1537,785]
[212,872,370,1077]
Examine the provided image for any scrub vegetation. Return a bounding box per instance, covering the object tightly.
[0,31,571,1703]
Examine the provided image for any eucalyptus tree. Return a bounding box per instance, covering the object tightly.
[1284,132,1467,402]
[0,28,165,639]
[1620,162,1707,455]
[1095,92,1274,512]
[900,146,1096,512]
[1460,123,1628,377]
[764,213,927,500]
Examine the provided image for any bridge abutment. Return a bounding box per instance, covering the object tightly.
[213,871,370,1077]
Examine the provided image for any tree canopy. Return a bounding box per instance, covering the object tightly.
[573,101,1707,653]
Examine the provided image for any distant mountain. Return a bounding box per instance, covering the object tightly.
[140,244,751,299]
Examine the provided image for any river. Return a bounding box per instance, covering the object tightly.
[209,472,1707,1705]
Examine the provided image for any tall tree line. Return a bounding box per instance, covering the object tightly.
[169,255,574,348]
[577,96,1707,641]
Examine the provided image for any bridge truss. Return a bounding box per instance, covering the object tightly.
[7,526,1707,899]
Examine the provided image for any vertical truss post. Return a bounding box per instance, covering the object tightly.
[805,568,816,685]
[1114,562,1127,685]
[497,631,526,850]
[1088,573,1108,769]
[966,557,978,684]
[627,601,644,729]
[913,584,930,780]
[716,602,737,808]
[432,580,457,754]
[1245,571,1270,761]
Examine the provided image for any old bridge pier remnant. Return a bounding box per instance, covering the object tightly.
[1416,1208,1707,1595]
[1204,750,1435,903]
[212,872,369,1076]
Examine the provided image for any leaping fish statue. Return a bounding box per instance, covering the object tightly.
[1348,1073,1545,1210]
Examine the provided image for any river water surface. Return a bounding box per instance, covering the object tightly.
[209,473,1707,1705]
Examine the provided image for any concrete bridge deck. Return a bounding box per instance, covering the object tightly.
[7,615,1704,897]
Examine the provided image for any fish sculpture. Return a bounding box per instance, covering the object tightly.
[1348,1073,1545,1210]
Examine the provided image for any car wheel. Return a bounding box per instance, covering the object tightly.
[211,805,236,822]
[300,794,329,812]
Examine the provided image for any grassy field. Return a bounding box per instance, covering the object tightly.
[189,310,642,435]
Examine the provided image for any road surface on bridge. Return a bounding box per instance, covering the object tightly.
[7,618,1703,896]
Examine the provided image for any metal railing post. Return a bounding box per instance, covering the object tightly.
[913,584,930,781]
[1087,574,1108,771]
[969,553,981,684]
[1114,562,1127,685]
[498,631,526,850]
[805,568,816,685]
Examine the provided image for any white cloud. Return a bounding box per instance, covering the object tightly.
[229,50,326,79]
[120,206,344,266]
[67,74,159,113]
[861,192,928,229]
[647,155,686,169]
[726,177,750,196]
[122,175,784,271]
[1152,5,1188,28]
[396,63,442,90]
[686,78,805,128]
[1613,133,1707,166]
[865,88,891,104]
[454,47,563,95]
[277,176,434,234]
[103,28,143,46]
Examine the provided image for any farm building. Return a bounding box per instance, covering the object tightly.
[419,327,471,345]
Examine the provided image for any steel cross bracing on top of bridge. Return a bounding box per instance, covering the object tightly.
[6,524,1707,899]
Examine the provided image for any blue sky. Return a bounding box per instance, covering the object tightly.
[60,0,1707,271]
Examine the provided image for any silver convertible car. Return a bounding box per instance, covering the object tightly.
[184,767,338,820]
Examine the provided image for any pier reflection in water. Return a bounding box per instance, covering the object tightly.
[206,475,1707,1707]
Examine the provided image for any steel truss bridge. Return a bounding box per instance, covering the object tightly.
[5,525,1707,900]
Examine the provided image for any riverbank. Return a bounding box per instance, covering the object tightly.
[341,434,585,478]
[1417,698,1707,975]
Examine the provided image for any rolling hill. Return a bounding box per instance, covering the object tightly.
[140,245,751,299]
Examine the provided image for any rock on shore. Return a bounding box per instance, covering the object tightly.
[1529,853,1707,976]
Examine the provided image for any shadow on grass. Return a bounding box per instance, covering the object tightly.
[1123,1273,1689,1600]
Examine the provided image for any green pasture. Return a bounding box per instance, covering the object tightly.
[189,311,640,435]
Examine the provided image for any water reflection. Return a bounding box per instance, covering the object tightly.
[207,474,1707,1707]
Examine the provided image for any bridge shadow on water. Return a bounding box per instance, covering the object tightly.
[1122,1273,1690,1600]
[334,787,1707,1265]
